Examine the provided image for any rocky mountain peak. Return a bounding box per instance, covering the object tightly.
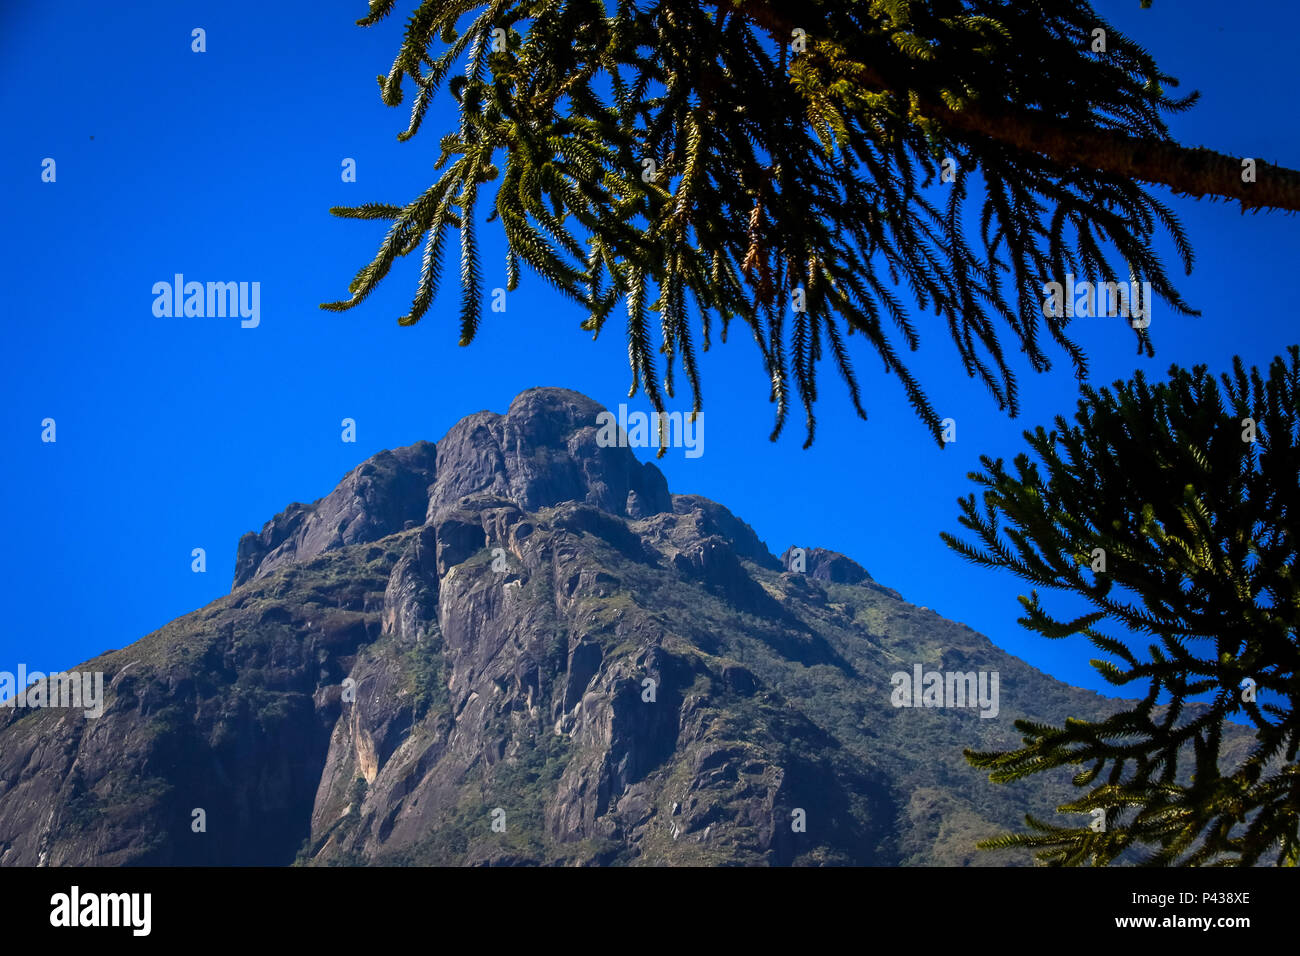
[233,441,437,588]
[428,386,671,522]
[233,387,673,589]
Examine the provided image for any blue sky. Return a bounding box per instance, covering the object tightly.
[1,0,1295,699]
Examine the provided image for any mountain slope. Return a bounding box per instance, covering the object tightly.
[0,387,1182,866]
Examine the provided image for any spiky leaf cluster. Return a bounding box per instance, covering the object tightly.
[944,348,1300,865]
[323,0,1201,446]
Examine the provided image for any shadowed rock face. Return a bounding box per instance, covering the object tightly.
[0,387,1235,867]
[781,546,873,584]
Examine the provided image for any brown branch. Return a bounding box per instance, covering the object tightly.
[701,0,1300,212]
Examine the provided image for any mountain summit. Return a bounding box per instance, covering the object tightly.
[1,387,1125,865]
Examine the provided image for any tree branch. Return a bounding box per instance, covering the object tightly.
[704,0,1300,212]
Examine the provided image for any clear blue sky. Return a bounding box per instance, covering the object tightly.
[1,0,1295,698]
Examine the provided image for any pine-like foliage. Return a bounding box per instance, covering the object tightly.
[943,348,1300,866]
[319,0,1295,447]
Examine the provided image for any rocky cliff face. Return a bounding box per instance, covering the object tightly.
[0,387,1170,866]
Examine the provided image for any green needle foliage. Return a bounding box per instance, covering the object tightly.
[319,0,1300,448]
[944,348,1300,866]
